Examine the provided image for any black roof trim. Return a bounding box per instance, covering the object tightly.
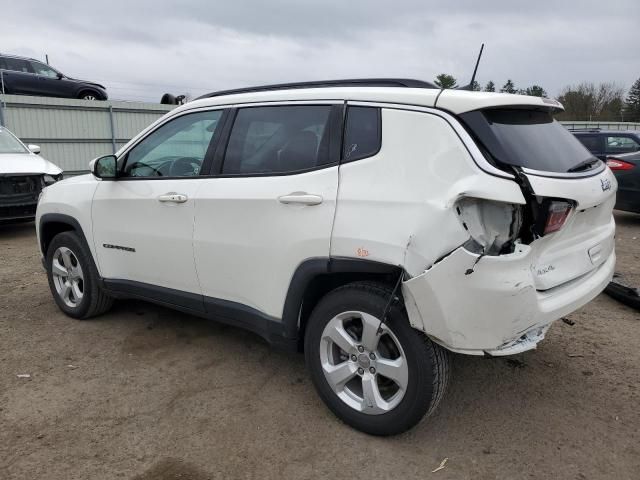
[196,78,438,100]
[569,128,640,135]
[568,128,602,133]
[0,53,36,61]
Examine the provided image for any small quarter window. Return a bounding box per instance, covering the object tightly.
[342,107,381,162]
[223,106,332,175]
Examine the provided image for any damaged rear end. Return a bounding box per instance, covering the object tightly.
[403,103,616,356]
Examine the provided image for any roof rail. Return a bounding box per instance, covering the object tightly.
[568,127,602,132]
[197,78,438,100]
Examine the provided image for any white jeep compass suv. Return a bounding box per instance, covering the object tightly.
[36,79,616,435]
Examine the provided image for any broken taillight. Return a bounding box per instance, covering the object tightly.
[455,198,523,255]
[543,201,573,235]
[606,157,635,171]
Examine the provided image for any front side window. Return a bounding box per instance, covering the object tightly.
[31,61,58,78]
[343,106,381,162]
[121,110,222,178]
[606,135,640,154]
[222,105,332,174]
[0,127,29,154]
[3,58,33,73]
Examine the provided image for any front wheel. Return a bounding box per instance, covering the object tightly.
[46,231,113,319]
[304,282,450,436]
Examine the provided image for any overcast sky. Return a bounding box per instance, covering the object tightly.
[2,0,638,102]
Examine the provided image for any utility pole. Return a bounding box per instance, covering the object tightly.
[45,54,49,65]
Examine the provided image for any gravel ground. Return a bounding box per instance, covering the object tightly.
[1,213,639,480]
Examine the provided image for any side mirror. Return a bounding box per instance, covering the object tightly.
[91,155,118,179]
[27,144,41,154]
[56,72,64,80]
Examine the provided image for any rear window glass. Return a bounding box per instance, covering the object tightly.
[575,135,601,153]
[461,109,598,173]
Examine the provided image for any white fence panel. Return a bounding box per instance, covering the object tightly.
[0,94,174,173]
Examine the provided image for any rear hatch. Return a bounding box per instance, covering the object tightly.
[459,107,616,290]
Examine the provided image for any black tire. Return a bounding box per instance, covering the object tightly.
[160,93,177,105]
[45,231,113,319]
[78,90,100,100]
[304,282,450,436]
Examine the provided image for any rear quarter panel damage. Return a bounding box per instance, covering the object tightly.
[330,108,525,278]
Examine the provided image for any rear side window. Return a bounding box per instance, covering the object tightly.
[606,135,640,154]
[3,57,33,73]
[460,109,598,173]
[223,105,332,175]
[342,107,381,162]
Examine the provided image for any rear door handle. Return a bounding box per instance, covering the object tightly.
[158,192,188,203]
[278,193,323,206]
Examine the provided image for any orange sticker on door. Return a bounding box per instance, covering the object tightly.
[357,248,370,257]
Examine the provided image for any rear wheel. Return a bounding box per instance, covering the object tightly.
[46,231,113,319]
[304,282,450,436]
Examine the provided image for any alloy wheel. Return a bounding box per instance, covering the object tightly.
[51,246,84,308]
[319,311,409,415]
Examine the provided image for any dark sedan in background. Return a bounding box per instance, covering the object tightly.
[0,53,107,100]
[572,128,640,160]
[571,128,640,214]
[605,151,640,213]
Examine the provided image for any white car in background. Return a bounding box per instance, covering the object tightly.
[0,126,62,222]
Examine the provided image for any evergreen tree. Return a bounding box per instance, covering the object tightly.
[434,74,458,89]
[525,85,547,97]
[500,79,517,94]
[471,80,481,91]
[624,77,640,122]
[484,81,495,92]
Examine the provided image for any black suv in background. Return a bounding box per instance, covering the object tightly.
[0,53,107,100]
[571,128,640,214]
[571,128,640,160]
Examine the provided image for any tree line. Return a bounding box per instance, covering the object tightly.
[433,73,640,122]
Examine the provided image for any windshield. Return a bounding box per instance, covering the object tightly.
[0,127,29,154]
[460,109,599,173]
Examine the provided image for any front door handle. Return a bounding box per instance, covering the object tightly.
[158,192,188,203]
[278,193,323,206]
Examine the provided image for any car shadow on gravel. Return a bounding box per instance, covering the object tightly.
[0,221,36,238]
[94,296,580,438]
[614,210,640,226]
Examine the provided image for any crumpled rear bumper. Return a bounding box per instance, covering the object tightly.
[402,244,615,356]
